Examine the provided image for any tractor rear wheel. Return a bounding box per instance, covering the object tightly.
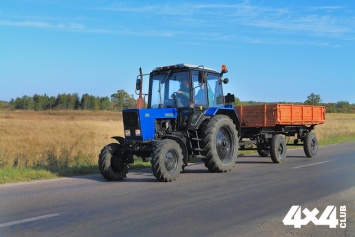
[151,139,184,182]
[201,115,238,172]
[303,132,318,157]
[98,143,128,181]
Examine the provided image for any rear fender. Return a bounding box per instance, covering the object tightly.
[206,107,241,135]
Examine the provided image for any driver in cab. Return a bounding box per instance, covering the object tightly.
[172,78,190,107]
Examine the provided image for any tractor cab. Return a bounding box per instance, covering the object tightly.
[145,64,230,129]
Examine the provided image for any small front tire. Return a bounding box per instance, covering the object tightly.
[151,139,184,182]
[98,143,128,181]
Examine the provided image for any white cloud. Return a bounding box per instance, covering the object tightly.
[0,20,51,28]
[1,1,354,46]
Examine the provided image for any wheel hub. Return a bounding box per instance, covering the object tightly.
[216,128,231,161]
[164,150,178,172]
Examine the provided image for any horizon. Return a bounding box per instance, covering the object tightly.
[1,0,355,104]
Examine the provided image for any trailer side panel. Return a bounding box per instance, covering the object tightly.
[235,104,325,128]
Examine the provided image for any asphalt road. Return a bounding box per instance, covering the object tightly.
[1,142,354,237]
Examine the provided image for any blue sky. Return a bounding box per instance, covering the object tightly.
[1,0,354,103]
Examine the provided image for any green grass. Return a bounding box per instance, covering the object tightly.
[0,160,151,184]
[0,167,57,184]
[318,135,355,146]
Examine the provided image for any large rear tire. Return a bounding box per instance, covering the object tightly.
[270,135,287,163]
[151,139,184,182]
[201,115,238,172]
[98,143,128,181]
[303,132,318,157]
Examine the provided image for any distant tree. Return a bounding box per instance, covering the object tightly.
[304,93,322,105]
[111,89,131,111]
[55,93,80,110]
[81,93,93,110]
[126,94,137,109]
[33,94,50,111]
[48,96,56,110]
[335,101,351,113]
[100,96,112,110]
[11,96,34,110]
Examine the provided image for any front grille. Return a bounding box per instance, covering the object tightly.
[123,111,139,128]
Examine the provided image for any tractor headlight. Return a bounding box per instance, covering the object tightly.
[135,129,141,136]
[125,130,131,137]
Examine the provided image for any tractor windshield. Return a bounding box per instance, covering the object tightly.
[149,70,190,108]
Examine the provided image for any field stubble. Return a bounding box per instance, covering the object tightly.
[0,111,355,181]
[0,110,123,175]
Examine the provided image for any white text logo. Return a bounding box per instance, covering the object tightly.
[283,205,346,228]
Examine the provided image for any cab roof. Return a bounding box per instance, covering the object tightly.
[152,63,218,73]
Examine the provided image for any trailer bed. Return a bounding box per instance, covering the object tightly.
[235,104,325,128]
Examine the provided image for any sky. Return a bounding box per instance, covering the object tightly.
[1,0,355,104]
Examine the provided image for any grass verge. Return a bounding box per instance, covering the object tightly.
[0,159,151,184]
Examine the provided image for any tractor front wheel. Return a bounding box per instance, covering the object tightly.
[151,139,184,182]
[98,143,128,181]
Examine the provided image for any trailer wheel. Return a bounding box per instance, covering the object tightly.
[201,115,238,172]
[98,143,128,181]
[151,139,184,182]
[303,132,318,157]
[257,144,270,157]
[270,135,287,163]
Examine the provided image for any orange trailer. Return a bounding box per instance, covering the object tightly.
[235,104,325,163]
[235,104,325,127]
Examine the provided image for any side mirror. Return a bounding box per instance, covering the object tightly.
[136,79,141,90]
[225,93,235,104]
[198,71,207,83]
[223,78,229,84]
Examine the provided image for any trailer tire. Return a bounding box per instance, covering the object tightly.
[201,115,238,172]
[270,135,287,163]
[257,144,270,157]
[151,139,184,182]
[303,132,318,157]
[98,143,128,181]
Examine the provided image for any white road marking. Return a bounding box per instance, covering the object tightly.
[292,160,334,169]
[0,213,61,228]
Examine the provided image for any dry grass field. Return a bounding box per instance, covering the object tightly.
[0,110,355,181]
[0,110,123,172]
[314,113,355,141]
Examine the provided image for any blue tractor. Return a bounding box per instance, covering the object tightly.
[98,64,240,182]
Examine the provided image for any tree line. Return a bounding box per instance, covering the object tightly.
[0,92,354,113]
[0,90,137,111]
[233,93,355,113]
[303,93,354,113]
